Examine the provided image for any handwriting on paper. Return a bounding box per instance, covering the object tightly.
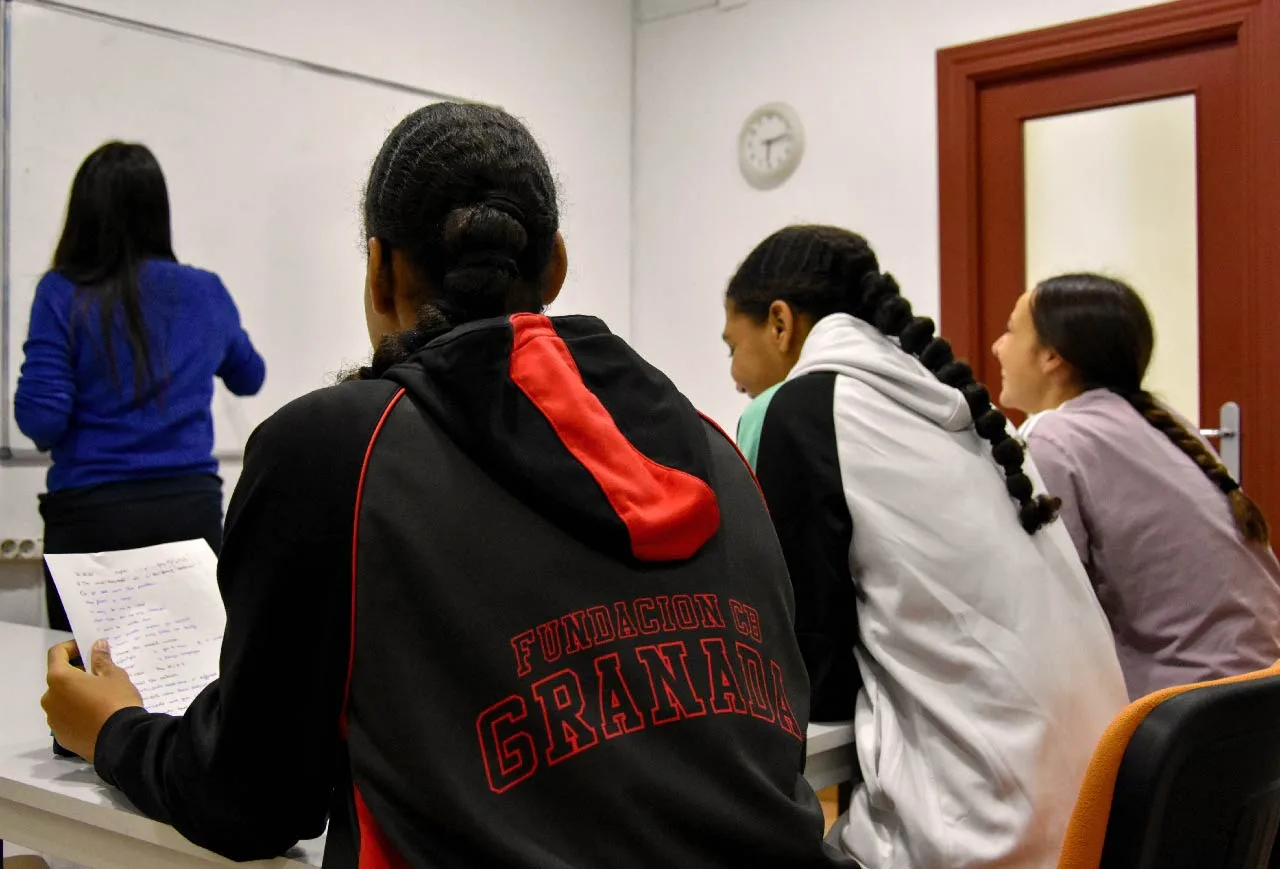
[46,540,225,716]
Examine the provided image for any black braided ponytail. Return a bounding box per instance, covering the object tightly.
[349,102,560,380]
[1032,273,1269,544]
[726,225,1059,534]
[863,272,1059,533]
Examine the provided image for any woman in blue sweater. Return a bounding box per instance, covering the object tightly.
[15,142,264,631]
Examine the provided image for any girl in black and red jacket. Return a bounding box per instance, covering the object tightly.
[41,102,853,869]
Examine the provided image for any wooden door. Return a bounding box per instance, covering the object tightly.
[938,0,1280,518]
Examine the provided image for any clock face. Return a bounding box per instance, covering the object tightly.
[739,102,804,190]
[742,112,795,173]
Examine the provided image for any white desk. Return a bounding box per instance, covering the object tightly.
[0,621,855,868]
[804,720,858,791]
[0,623,322,868]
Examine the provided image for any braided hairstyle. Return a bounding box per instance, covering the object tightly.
[353,102,559,379]
[727,226,1058,533]
[1032,273,1268,544]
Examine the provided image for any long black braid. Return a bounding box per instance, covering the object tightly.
[727,225,1059,533]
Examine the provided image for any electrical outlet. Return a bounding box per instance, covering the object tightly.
[0,538,44,561]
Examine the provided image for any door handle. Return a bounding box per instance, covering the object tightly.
[1199,401,1241,484]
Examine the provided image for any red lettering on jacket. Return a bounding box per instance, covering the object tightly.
[510,630,537,678]
[730,599,763,642]
[476,695,538,793]
[771,660,803,741]
[672,595,700,630]
[693,593,726,629]
[635,641,708,725]
[531,669,600,766]
[560,610,595,655]
[614,601,641,639]
[595,652,646,739]
[654,595,679,632]
[633,597,662,635]
[736,642,775,723]
[701,637,748,715]
[537,621,563,663]
[586,605,616,643]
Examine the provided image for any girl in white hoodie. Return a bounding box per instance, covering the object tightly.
[722,226,1127,869]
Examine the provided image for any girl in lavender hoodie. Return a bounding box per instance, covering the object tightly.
[994,273,1280,699]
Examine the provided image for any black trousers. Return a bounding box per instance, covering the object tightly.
[39,474,224,632]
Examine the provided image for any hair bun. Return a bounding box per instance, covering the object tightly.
[437,201,532,322]
[455,249,520,276]
[443,202,529,261]
[481,192,527,222]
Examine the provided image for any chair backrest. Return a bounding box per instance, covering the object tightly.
[1059,661,1280,869]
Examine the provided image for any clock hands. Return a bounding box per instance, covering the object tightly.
[762,132,792,165]
[739,104,802,188]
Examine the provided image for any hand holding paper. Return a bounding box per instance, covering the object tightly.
[43,638,145,761]
[43,539,226,716]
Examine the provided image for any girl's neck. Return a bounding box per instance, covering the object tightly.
[1030,381,1087,415]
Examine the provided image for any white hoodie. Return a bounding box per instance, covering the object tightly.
[789,314,1127,869]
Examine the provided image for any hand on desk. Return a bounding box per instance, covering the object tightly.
[43,640,144,762]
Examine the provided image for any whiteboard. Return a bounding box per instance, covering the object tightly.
[3,1,453,456]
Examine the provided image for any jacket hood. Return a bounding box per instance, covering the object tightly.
[384,313,720,563]
[789,313,973,431]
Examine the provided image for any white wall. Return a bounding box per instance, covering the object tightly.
[636,0,718,21]
[633,0,1167,430]
[4,0,1180,623]
[0,0,634,623]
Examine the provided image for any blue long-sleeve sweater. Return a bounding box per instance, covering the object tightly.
[15,260,265,492]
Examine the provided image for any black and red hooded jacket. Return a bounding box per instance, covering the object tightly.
[94,314,852,868]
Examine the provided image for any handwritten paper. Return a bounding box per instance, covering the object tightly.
[45,540,225,716]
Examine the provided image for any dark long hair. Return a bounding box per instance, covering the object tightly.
[352,102,560,380]
[1032,273,1268,544]
[727,225,1059,534]
[53,142,176,406]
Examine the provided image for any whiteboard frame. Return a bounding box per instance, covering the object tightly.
[0,0,468,464]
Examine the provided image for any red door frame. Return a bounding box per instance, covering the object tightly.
[937,0,1280,517]
[977,44,1240,430]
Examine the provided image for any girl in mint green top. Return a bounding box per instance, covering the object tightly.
[735,383,781,469]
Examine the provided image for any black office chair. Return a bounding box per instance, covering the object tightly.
[1059,661,1280,869]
